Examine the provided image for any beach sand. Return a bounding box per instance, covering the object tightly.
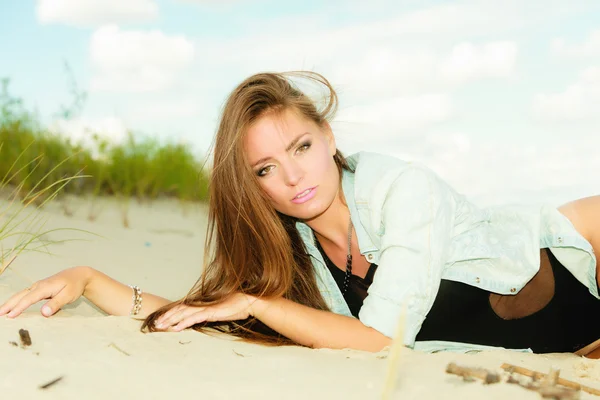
[2,195,600,399]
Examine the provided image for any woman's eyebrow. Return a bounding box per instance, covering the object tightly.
[251,132,310,168]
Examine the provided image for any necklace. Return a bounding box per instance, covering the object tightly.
[342,217,353,296]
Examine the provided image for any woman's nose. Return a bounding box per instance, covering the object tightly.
[283,161,303,186]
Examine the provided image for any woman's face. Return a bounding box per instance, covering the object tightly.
[244,108,340,221]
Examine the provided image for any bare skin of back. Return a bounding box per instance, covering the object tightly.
[558,195,600,278]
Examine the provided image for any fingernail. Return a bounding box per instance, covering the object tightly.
[155,322,163,328]
[42,306,51,316]
[6,311,15,318]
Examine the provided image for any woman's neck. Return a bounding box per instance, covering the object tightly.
[305,193,350,252]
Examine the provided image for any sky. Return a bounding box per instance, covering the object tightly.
[0,0,599,207]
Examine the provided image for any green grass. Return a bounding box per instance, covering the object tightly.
[0,139,94,277]
[0,78,210,210]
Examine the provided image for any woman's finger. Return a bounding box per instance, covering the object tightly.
[161,306,201,327]
[154,304,183,327]
[157,306,203,328]
[172,311,208,331]
[6,284,62,318]
[0,286,36,317]
[40,286,73,317]
[157,304,184,322]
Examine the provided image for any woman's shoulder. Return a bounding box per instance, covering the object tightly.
[347,151,448,197]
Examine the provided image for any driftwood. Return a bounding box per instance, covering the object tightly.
[444,362,600,399]
[506,375,580,400]
[502,363,600,397]
[446,362,501,384]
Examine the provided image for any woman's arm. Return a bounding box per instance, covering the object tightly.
[359,165,455,347]
[251,296,392,352]
[0,266,172,319]
[84,267,172,318]
[154,293,392,351]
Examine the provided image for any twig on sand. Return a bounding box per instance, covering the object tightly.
[381,304,407,400]
[19,328,32,347]
[502,363,600,397]
[108,342,130,356]
[446,362,501,384]
[506,374,580,400]
[38,376,64,390]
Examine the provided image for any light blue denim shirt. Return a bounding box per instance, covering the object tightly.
[296,151,598,353]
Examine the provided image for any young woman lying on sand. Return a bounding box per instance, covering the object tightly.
[1,72,600,356]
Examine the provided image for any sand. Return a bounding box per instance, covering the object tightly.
[2,194,600,399]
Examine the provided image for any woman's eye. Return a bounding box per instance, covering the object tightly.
[297,142,311,153]
[257,165,273,177]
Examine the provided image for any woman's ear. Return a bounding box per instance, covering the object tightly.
[322,121,336,156]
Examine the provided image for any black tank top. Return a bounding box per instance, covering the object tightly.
[315,238,600,353]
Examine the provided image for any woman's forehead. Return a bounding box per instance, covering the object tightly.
[244,110,317,162]
[246,110,313,142]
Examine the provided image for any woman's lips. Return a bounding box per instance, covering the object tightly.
[292,187,317,204]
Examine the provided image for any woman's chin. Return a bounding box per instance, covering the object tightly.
[293,204,329,222]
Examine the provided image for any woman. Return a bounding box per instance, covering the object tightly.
[1,72,599,355]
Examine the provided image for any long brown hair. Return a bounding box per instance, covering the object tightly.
[142,72,351,345]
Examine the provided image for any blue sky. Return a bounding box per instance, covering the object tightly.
[1,0,599,206]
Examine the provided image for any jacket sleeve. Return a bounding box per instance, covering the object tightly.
[358,165,456,347]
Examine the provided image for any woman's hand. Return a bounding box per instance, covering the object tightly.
[0,266,94,318]
[154,293,258,331]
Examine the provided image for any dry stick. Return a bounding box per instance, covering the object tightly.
[38,376,64,390]
[543,367,561,386]
[506,375,580,400]
[108,342,130,356]
[381,305,407,400]
[501,363,600,396]
[446,363,501,384]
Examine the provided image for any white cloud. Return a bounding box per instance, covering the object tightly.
[327,41,518,99]
[439,41,518,83]
[89,25,195,93]
[532,66,600,121]
[459,135,600,206]
[347,130,600,208]
[36,0,158,27]
[334,93,453,142]
[329,47,438,96]
[552,29,600,58]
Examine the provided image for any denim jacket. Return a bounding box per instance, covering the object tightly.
[296,151,598,353]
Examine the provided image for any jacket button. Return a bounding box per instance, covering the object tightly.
[475,277,480,284]
[367,254,373,261]
[510,288,516,293]
[558,236,563,243]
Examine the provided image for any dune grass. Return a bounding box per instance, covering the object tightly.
[0,139,93,277]
[0,78,210,227]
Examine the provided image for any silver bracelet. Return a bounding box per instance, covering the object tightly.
[127,285,143,316]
